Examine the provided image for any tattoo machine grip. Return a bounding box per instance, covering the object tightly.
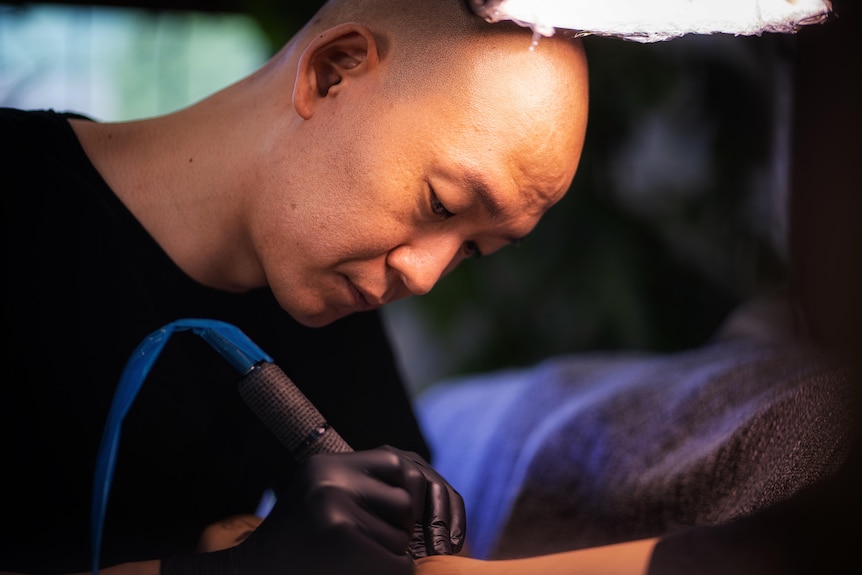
[237,359,426,560]
[237,361,354,460]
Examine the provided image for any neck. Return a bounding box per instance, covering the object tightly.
[71,66,289,292]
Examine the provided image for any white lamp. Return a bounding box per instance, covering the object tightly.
[467,0,833,42]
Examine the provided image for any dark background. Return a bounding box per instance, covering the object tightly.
[2,0,803,392]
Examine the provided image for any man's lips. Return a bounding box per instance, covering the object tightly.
[345,277,384,309]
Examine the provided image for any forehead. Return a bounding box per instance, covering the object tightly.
[424,151,568,245]
[466,42,580,167]
[361,32,587,221]
[427,55,584,213]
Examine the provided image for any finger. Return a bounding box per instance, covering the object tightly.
[351,501,415,556]
[353,448,423,493]
[302,452,419,532]
[392,448,460,558]
[401,458,430,521]
[423,478,454,555]
[447,484,466,553]
[407,452,466,555]
[367,450,429,533]
[305,450,409,493]
[408,521,428,558]
[312,466,416,532]
[377,446,429,522]
[356,475,418,533]
[312,487,415,555]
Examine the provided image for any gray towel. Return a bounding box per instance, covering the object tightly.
[416,294,856,559]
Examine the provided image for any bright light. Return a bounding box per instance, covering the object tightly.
[470,0,832,42]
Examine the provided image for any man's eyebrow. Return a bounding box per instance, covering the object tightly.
[464,174,503,220]
[463,173,525,245]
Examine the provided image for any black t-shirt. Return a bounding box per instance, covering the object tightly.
[0,108,429,573]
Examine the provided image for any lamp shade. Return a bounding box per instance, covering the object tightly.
[468,0,832,42]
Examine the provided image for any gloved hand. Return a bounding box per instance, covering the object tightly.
[395,447,465,558]
[161,446,465,575]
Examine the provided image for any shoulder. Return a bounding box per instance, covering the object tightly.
[0,107,91,154]
[0,106,86,128]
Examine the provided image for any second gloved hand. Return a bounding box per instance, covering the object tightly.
[162,446,464,575]
[389,446,465,558]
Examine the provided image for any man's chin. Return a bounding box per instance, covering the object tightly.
[271,289,357,328]
[291,307,354,329]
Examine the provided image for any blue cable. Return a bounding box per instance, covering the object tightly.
[90,319,273,574]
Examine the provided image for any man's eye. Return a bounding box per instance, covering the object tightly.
[463,241,482,259]
[430,189,455,219]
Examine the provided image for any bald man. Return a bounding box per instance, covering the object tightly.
[0,1,588,575]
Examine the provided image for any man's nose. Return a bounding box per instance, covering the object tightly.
[387,236,463,296]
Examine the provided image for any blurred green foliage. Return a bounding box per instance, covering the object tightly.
[186,2,796,389]
[236,2,792,386]
[391,32,793,387]
[231,0,321,49]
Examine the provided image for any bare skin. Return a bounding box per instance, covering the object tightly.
[194,515,658,575]
[7,2,590,574]
[414,540,658,575]
[187,516,657,575]
[70,20,587,328]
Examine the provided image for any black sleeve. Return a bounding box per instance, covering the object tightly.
[648,438,862,575]
[259,308,431,462]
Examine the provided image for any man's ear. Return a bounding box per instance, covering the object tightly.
[293,23,380,120]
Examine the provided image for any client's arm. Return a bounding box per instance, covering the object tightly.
[415,538,659,575]
[191,514,657,575]
[0,562,160,575]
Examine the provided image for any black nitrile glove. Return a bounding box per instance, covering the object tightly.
[394,447,465,558]
[161,446,465,575]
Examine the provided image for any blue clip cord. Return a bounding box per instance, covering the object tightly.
[90,319,273,574]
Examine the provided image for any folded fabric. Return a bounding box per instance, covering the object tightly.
[416,295,856,559]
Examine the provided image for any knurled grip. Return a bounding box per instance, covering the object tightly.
[238,362,353,460]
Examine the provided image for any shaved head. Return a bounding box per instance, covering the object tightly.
[297,0,588,107]
[68,1,589,327]
[233,0,589,325]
